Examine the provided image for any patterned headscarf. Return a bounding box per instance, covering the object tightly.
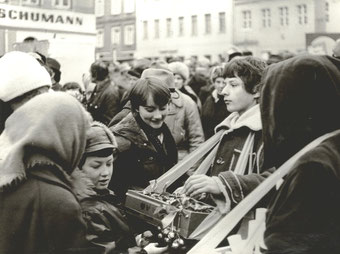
[0,92,92,190]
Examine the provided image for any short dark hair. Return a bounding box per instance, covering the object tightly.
[223,56,267,94]
[90,61,109,82]
[79,148,115,168]
[129,77,171,111]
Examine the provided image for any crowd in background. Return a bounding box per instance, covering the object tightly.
[0,39,340,254]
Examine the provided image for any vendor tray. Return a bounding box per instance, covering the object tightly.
[125,190,212,238]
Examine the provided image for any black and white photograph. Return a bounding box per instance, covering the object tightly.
[1,0,340,253]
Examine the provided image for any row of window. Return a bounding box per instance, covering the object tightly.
[0,0,71,9]
[95,0,134,17]
[96,24,135,48]
[142,12,226,40]
[243,2,330,29]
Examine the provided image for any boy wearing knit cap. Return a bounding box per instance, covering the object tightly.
[73,121,166,254]
[0,51,52,133]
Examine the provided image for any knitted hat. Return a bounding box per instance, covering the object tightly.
[0,51,52,102]
[85,121,117,154]
[141,68,175,89]
[168,61,190,81]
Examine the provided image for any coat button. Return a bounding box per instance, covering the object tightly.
[148,157,154,161]
[143,143,147,146]
[94,105,98,109]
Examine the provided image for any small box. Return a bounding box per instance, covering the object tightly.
[125,190,212,238]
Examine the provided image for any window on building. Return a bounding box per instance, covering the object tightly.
[52,0,71,9]
[191,15,197,36]
[279,6,289,26]
[325,2,329,22]
[111,26,121,46]
[96,29,104,48]
[143,21,148,40]
[178,17,184,36]
[219,12,226,33]
[297,4,307,24]
[111,0,121,15]
[261,8,271,28]
[123,0,134,13]
[95,0,105,16]
[22,0,40,5]
[242,10,252,29]
[154,19,160,39]
[166,18,172,37]
[205,14,211,34]
[124,25,134,45]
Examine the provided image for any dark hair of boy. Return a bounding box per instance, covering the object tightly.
[223,56,267,94]
[90,61,109,82]
[129,77,171,112]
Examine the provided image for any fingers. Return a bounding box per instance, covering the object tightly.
[183,175,208,195]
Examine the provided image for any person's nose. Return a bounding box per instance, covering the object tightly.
[153,109,163,120]
[221,84,229,96]
[100,165,110,177]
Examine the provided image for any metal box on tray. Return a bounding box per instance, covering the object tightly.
[125,190,212,238]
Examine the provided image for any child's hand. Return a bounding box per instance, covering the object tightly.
[143,243,168,254]
[183,174,221,197]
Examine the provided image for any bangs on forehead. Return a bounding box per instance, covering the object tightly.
[130,77,171,110]
[223,60,245,79]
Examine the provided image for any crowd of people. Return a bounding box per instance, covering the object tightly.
[0,40,340,254]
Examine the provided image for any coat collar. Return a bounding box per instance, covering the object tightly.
[113,113,156,151]
[215,104,262,132]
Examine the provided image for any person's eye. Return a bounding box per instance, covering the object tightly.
[90,164,100,169]
[146,108,154,112]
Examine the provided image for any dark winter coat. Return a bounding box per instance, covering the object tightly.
[208,105,271,208]
[109,113,177,201]
[0,164,96,254]
[71,170,136,252]
[87,79,121,125]
[264,133,340,254]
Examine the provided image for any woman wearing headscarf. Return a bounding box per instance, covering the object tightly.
[0,92,98,254]
[261,54,340,253]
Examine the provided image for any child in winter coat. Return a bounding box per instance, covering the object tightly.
[183,56,271,212]
[73,121,167,254]
[201,65,230,139]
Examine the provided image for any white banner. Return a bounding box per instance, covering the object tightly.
[0,4,95,34]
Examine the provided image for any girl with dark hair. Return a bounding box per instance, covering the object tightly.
[109,77,178,203]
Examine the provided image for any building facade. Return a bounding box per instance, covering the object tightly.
[94,0,136,62]
[0,0,96,85]
[135,0,233,63]
[233,0,340,56]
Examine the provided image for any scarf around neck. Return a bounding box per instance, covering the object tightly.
[134,113,178,169]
